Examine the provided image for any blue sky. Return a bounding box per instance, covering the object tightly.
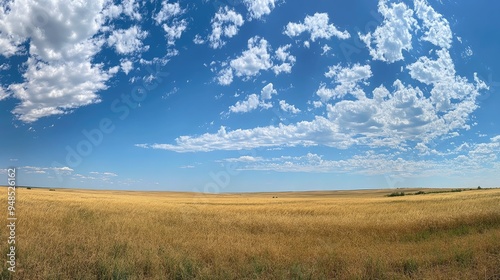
[1,0,500,192]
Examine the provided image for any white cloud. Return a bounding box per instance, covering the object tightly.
[0,0,115,122]
[217,37,297,84]
[228,83,277,113]
[221,135,499,176]
[193,34,205,44]
[462,46,473,58]
[141,0,486,154]
[227,148,497,177]
[326,76,486,147]
[407,49,487,112]
[272,44,295,75]
[244,0,276,20]
[279,100,301,114]
[107,26,148,54]
[223,155,263,162]
[229,93,260,113]
[284,13,350,42]
[209,7,244,49]
[229,36,272,78]
[154,1,187,45]
[0,87,9,101]
[162,19,188,45]
[120,59,133,75]
[261,83,277,100]
[0,0,106,61]
[359,0,417,63]
[90,171,118,177]
[136,116,350,152]
[122,0,142,20]
[154,1,183,23]
[102,3,122,20]
[143,69,486,153]
[312,101,323,108]
[10,58,112,122]
[321,44,332,55]
[22,165,74,175]
[317,63,372,101]
[413,0,452,49]
[217,67,233,86]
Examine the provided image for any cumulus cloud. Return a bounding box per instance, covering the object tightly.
[193,34,205,44]
[217,67,234,86]
[135,117,339,152]
[279,100,301,114]
[217,36,272,84]
[230,36,272,78]
[138,71,486,152]
[244,0,276,20]
[0,0,115,122]
[223,155,264,162]
[107,25,148,54]
[407,49,487,112]
[154,1,182,23]
[217,37,296,85]
[272,44,296,75]
[359,0,417,63]
[284,13,350,42]
[120,59,133,75]
[316,63,372,102]
[0,87,9,101]
[140,0,486,154]
[122,0,142,20]
[229,83,277,113]
[229,93,260,113]
[321,44,332,55]
[209,6,244,49]
[413,0,452,49]
[231,135,500,178]
[9,58,112,122]
[261,83,277,100]
[154,1,187,45]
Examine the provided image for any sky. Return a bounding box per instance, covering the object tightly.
[1,0,500,192]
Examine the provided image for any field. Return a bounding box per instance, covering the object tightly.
[1,187,499,279]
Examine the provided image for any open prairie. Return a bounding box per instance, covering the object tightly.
[1,187,499,279]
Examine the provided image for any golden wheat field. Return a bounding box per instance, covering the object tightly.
[0,186,499,279]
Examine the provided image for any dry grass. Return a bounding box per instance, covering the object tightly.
[1,187,499,279]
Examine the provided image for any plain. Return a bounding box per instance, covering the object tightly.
[0,187,499,279]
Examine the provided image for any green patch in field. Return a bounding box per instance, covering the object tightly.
[402,228,435,242]
[454,249,475,267]
[109,242,128,259]
[176,258,198,280]
[0,266,13,280]
[402,219,497,242]
[95,260,131,280]
[250,256,267,277]
[449,224,470,236]
[289,263,313,280]
[111,265,131,280]
[401,259,419,277]
[362,258,386,280]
